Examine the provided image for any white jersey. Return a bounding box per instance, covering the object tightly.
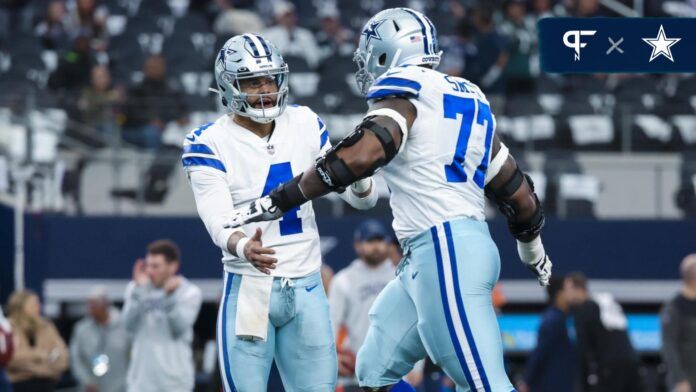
[328,259,395,354]
[366,65,496,241]
[183,105,331,278]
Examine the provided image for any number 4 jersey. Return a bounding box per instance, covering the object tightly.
[367,65,496,241]
[182,105,331,278]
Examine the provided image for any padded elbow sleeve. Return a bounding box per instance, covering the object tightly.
[485,166,545,241]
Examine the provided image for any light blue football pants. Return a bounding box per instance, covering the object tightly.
[217,271,337,392]
[356,218,515,392]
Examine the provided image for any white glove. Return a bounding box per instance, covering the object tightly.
[517,237,552,286]
[224,196,284,229]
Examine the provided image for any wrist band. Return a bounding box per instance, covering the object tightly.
[236,237,250,261]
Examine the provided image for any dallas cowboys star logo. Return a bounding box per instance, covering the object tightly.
[362,19,386,46]
[217,48,226,66]
[642,24,681,62]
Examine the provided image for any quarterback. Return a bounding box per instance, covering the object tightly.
[183,34,377,391]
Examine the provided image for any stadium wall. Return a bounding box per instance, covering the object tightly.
[1,206,694,303]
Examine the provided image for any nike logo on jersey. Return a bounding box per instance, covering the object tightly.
[185,135,195,142]
[305,284,319,292]
[412,271,419,279]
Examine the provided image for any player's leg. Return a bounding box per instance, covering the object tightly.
[217,272,275,392]
[407,220,514,392]
[355,273,427,389]
[274,272,337,392]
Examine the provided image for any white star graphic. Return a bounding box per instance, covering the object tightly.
[642,24,681,62]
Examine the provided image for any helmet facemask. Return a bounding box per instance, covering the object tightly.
[219,66,289,124]
[353,50,375,97]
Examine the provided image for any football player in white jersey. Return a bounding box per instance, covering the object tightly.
[227,9,553,392]
[183,34,378,392]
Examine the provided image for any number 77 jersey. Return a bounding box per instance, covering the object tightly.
[367,65,496,241]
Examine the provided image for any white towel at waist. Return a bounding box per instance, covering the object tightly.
[235,274,274,341]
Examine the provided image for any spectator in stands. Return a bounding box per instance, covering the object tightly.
[70,286,129,392]
[5,290,68,392]
[34,0,71,50]
[661,254,696,392]
[517,275,576,392]
[565,272,643,392]
[532,0,559,19]
[263,1,321,70]
[329,220,395,390]
[122,55,187,149]
[66,0,108,42]
[0,0,32,41]
[0,305,13,392]
[464,7,508,95]
[212,0,264,37]
[316,6,355,63]
[498,0,537,95]
[48,34,94,95]
[122,240,202,392]
[567,0,616,17]
[438,18,476,77]
[77,65,123,138]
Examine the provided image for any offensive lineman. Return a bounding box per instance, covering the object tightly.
[226,8,553,392]
[183,34,378,391]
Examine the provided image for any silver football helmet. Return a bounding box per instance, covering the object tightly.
[354,8,442,95]
[213,34,289,124]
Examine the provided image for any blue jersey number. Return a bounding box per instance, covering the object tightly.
[443,94,494,188]
[261,162,302,236]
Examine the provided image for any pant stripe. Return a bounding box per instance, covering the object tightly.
[218,272,236,392]
[431,226,477,390]
[443,221,491,391]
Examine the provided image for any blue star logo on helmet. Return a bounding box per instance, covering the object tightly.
[216,49,226,66]
[362,19,386,46]
[217,48,238,67]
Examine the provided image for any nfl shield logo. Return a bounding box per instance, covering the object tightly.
[266,144,275,155]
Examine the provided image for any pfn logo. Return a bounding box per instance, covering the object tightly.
[563,30,596,61]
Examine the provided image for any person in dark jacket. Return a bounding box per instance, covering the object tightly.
[566,272,642,392]
[518,275,576,392]
[661,254,696,392]
[121,55,187,149]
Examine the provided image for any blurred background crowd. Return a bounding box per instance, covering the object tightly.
[1,0,696,391]
[0,0,695,218]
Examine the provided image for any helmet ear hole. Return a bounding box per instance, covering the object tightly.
[378,53,387,66]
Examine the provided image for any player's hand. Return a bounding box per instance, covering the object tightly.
[525,254,552,287]
[337,347,356,376]
[164,275,182,295]
[132,259,149,286]
[224,196,284,229]
[243,228,277,275]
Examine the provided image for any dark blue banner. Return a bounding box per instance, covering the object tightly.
[539,18,696,73]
